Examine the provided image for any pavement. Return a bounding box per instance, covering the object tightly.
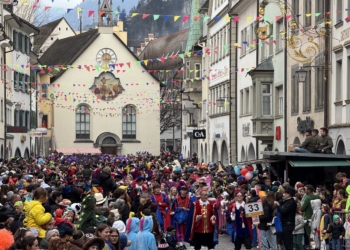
[184,233,236,249]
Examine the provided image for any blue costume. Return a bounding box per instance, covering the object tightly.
[126,217,140,250]
[136,216,157,250]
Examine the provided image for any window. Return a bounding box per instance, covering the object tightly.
[25,75,29,93]
[122,105,136,139]
[303,68,311,112]
[14,109,18,126]
[19,73,23,90]
[315,0,325,23]
[291,65,299,114]
[13,30,17,50]
[0,100,3,122]
[42,84,48,98]
[76,105,90,139]
[246,27,250,52]
[292,0,299,18]
[42,114,48,128]
[25,111,29,129]
[262,84,272,116]
[277,87,283,116]
[241,28,246,57]
[30,110,36,129]
[276,19,284,52]
[14,72,19,88]
[249,23,255,51]
[195,63,201,79]
[202,100,207,120]
[240,90,244,115]
[304,0,312,27]
[336,59,342,101]
[337,0,343,23]
[19,110,23,126]
[185,61,190,79]
[245,88,250,114]
[315,56,324,109]
[18,33,23,52]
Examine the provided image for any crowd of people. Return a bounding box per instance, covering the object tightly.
[0,151,347,250]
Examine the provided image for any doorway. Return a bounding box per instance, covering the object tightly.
[101,147,117,155]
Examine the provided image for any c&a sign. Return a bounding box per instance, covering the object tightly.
[193,130,206,139]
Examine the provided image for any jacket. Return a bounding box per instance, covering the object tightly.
[346,185,350,212]
[293,214,305,234]
[300,193,319,220]
[320,213,331,240]
[100,172,116,198]
[3,202,16,218]
[327,222,345,239]
[44,197,58,215]
[278,198,297,225]
[318,134,333,150]
[258,204,273,230]
[23,200,52,238]
[136,216,157,250]
[310,199,322,247]
[299,135,317,153]
[126,217,140,250]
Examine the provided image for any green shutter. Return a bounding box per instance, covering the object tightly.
[13,30,17,50]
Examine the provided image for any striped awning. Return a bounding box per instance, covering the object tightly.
[56,148,101,154]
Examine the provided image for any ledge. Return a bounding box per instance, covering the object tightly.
[329,123,350,128]
[334,101,343,106]
[121,139,141,143]
[239,113,252,118]
[335,21,344,29]
[345,99,350,104]
[344,40,350,48]
[209,112,230,119]
[333,44,343,53]
[74,140,94,143]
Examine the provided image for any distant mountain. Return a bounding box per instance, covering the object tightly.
[42,0,139,30]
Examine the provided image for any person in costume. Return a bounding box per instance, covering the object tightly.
[230,190,252,250]
[150,184,169,231]
[320,204,332,250]
[136,215,157,250]
[189,190,217,250]
[76,195,97,233]
[126,217,140,250]
[172,185,190,246]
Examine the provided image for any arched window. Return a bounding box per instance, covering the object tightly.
[102,137,116,144]
[76,105,90,139]
[122,105,136,139]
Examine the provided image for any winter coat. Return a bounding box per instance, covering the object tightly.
[44,197,58,215]
[310,199,322,249]
[39,238,49,249]
[165,232,177,250]
[126,217,140,250]
[300,193,319,220]
[23,200,52,238]
[320,213,331,240]
[327,222,345,239]
[136,216,157,250]
[293,214,305,234]
[278,198,297,225]
[100,172,117,198]
[258,204,273,230]
[346,185,350,212]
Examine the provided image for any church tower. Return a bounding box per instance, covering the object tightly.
[98,0,113,26]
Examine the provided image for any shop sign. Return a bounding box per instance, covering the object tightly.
[193,130,206,139]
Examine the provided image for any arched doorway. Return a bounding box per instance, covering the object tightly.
[248,143,255,160]
[15,148,21,157]
[95,132,122,155]
[293,137,301,145]
[212,141,219,162]
[336,139,346,155]
[221,141,229,166]
[24,148,30,159]
[241,146,246,161]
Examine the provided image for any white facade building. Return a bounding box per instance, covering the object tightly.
[207,0,230,165]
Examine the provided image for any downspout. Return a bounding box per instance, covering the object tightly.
[324,0,330,127]
[284,0,288,151]
[255,0,259,160]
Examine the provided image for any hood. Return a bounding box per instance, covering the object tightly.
[126,217,140,234]
[99,172,111,181]
[311,199,321,211]
[346,185,350,195]
[139,216,153,232]
[112,220,126,233]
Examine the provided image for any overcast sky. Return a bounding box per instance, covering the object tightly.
[40,0,83,8]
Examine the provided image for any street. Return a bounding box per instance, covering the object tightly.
[184,234,237,249]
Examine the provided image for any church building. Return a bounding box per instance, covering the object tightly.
[37,0,160,155]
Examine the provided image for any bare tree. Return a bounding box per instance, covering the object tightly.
[13,0,50,26]
[159,72,182,134]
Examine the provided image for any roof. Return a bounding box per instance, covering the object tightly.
[39,29,100,81]
[248,56,274,75]
[138,29,189,70]
[261,151,350,160]
[34,18,76,53]
[185,0,203,52]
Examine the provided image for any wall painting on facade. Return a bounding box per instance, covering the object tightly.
[90,72,125,101]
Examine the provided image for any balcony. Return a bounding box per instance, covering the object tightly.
[251,118,274,147]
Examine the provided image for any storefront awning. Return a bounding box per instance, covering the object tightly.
[288,160,350,167]
[56,148,101,154]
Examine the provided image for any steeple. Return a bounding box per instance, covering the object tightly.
[98,0,113,26]
[185,0,203,52]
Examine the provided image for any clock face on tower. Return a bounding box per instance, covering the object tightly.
[96,48,117,69]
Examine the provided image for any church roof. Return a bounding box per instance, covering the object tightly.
[185,0,203,52]
[39,29,99,81]
[138,29,189,70]
[34,18,75,53]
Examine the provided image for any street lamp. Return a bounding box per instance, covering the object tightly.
[295,67,307,83]
[216,98,225,108]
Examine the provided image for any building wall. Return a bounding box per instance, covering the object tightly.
[44,27,160,155]
[113,21,127,45]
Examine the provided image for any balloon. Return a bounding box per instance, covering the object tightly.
[234,165,240,170]
[235,168,241,175]
[245,172,253,180]
[237,176,245,181]
[240,168,248,176]
[247,165,254,171]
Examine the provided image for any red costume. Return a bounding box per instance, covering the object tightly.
[174,195,190,242]
[190,199,215,237]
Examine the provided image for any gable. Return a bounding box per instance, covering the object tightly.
[100,0,112,12]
